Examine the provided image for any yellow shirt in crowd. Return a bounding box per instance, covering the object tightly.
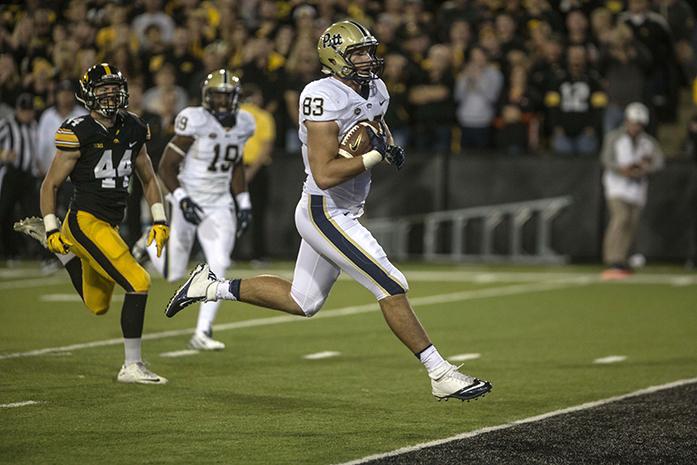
[241,102,276,165]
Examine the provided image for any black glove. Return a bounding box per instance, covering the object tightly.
[236,208,252,238]
[385,145,406,170]
[180,197,205,225]
[366,126,388,156]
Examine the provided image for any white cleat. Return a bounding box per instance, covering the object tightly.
[165,263,219,318]
[430,363,492,401]
[189,331,226,351]
[117,361,168,384]
[13,217,48,248]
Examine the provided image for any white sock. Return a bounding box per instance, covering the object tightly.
[418,345,447,377]
[56,252,76,265]
[215,280,239,301]
[123,338,142,366]
[195,300,220,335]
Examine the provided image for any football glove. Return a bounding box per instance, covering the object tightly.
[180,197,205,225]
[46,229,70,254]
[366,126,388,156]
[236,209,252,239]
[147,222,169,257]
[385,145,406,170]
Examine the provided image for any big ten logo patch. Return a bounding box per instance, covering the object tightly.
[322,33,343,50]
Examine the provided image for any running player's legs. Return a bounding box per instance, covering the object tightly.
[296,195,408,301]
[80,261,116,314]
[192,207,236,338]
[148,199,196,281]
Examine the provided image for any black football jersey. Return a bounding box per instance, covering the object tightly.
[55,110,150,225]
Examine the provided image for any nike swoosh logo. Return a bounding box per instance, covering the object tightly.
[349,134,362,151]
[129,141,138,148]
[379,99,386,105]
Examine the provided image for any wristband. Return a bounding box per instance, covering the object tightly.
[44,214,59,232]
[362,150,383,170]
[151,202,166,223]
[172,187,187,203]
[235,192,252,210]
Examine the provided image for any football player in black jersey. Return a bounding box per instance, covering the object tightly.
[23,64,169,384]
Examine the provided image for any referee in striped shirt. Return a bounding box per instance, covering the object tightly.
[0,93,40,261]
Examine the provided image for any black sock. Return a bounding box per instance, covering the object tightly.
[121,293,147,338]
[229,279,241,300]
[64,257,83,300]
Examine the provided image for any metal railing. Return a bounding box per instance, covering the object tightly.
[365,196,573,263]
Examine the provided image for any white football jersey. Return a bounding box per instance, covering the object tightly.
[298,76,389,215]
[174,106,255,206]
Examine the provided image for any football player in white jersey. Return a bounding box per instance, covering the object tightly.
[134,69,255,350]
[164,22,492,401]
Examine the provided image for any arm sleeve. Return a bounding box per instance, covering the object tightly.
[54,122,81,152]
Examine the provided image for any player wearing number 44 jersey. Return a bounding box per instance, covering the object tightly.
[132,69,255,351]
[15,63,169,384]
[166,21,492,402]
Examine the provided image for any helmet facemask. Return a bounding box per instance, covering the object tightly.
[204,88,240,124]
[343,43,384,84]
[92,83,128,119]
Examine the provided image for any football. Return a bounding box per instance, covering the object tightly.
[338,120,383,158]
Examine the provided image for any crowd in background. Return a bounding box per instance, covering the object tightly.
[1,0,697,261]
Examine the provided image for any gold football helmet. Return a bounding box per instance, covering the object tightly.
[317,20,384,83]
[202,69,241,122]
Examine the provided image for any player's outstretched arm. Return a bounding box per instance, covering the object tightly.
[134,144,169,257]
[230,160,252,238]
[306,120,370,189]
[159,135,204,225]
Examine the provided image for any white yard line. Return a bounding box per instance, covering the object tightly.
[160,350,199,358]
[0,400,41,409]
[594,355,627,364]
[0,279,590,361]
[448,353,481,362]
[303,351,341,360]
[334,376,697,465]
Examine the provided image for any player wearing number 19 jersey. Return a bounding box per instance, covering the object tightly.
[133,69,255,350]
[18,63,170,384]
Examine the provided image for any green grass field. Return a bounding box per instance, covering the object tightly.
[1,263,696,465]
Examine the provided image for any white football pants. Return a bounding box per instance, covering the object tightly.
[290,193,408,316]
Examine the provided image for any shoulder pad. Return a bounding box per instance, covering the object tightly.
[302,79,350,113]
[175,107,208,136]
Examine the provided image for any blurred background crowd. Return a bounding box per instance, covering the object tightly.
[1,0,697,262]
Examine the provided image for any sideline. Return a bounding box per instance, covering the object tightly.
[334,376,697,465]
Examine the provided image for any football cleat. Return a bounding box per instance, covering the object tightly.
[13,217,48,248]
[116,361,168,384]
[165,263,219,318]
[131,230,150,266]
[189,331,225,351]
[431,363,492,401]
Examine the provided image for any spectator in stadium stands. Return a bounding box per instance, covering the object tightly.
[139,24,170,88]
[619,0,679,123]
[398,23,431,77]
[0,53,21,116]
[565,9,597,61]
[448,19,472,73]
[599,25,652,133]
[495,64,542,155]
[590,7,615,46]
[132,0,175,47]
[125,79,166,246]
[109,44,141,83]
[374,13,400,56]
[409,44,455,153]
[496,13,526,59]
[240,84,276,264]
[51,40,80,82]
[383,52,412,148]
[601,102,664,279]
[189,42,228,102]
[143,63,188,115]
[23,58,53,114]
[166,28,198,93]
[95,2,138,54]
[524,0,564,33]
[283,42,320,153]
[455,45,504,150]
[545,44,606,156]
[36,80,87,178]
[0,94,40,261]
[478,24,503,67]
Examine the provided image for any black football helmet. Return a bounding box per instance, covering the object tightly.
[77,63,129,118]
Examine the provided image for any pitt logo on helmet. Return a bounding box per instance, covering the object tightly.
[317,20,384,84]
